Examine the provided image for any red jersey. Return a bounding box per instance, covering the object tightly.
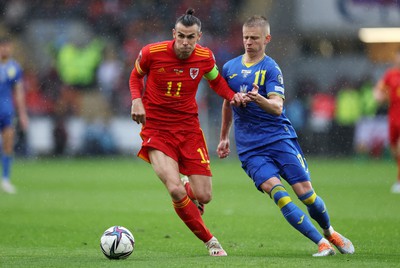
[129,40,234,130]
[382,68,400,122]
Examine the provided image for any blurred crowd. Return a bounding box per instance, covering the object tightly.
[0,0,244,155]
[1,0,244,115]
[286,75,389,159]
[0,0,390,158]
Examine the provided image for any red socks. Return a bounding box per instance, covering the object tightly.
[173,195,212,242]
[184,182,195,200]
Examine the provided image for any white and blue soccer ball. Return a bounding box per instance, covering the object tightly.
[100,226,135,260]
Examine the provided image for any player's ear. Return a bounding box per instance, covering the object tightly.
[172,28,176,39]
[265,34,271,45]
[197,31,202,41]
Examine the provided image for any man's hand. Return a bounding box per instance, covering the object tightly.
[230,84,260,107]
[245,83,259,102]
[217,139,230,159]
[230,92,245,107]
[131,98,146,125]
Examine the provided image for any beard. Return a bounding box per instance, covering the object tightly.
[175,46,193,59]
[177,52,190,59]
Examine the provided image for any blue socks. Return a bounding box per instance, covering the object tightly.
[2,154,12,180]
[270,185,323,244]
[299,190,331,230]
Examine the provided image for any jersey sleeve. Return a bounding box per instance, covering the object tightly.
[203,50,235,101]
[129,47,150,100]
[207,72,235,101]
[203,64,219,80]
[266,64,285,99]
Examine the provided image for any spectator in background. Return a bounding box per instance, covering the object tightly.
[2,0,29,34]
[0,35,28,194]
[353,76,386,159]
[55,36,104,116]
[81,117,117,156]
[332,78,362,156]
[97,44,123,107]
[53,34,104,155]
[308,90,336,155]
[285,95,307,147]
[374,49,400,193]
[288,79,317,153]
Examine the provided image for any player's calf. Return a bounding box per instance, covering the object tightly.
[299,190,330,229]
[181,176,205,215]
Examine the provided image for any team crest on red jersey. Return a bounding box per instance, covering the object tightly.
[190,68,199,79]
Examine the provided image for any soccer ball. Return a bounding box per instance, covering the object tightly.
[100,226,135,260]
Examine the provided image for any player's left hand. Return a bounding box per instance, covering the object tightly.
[217,139,230,159]
[245,83,259,102]
[131,98,146,125]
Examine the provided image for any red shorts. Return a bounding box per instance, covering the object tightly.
[138,127,212,176]
[389,119,400,147]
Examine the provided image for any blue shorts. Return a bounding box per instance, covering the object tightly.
[241,139,311,192]
[0,114,13,131]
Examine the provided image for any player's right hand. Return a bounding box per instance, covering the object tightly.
[230,92,247,107]
[131,98,146,125]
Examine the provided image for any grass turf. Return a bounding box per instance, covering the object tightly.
[0,156,399,267]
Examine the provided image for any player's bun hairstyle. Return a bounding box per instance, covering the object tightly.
[175,8,202,31]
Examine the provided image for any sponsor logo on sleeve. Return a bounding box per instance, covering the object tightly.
[277,74,284,85]
[274,86,285,94]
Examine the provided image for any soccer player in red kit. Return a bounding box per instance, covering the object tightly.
[129,9,246,256]
[374,49,400,193]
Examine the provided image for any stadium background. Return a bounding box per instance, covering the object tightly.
[1,0,399,158]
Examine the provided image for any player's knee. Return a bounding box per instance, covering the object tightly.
[299,190,325,210]
[299,190,317,205]
[269,184,292,209]
[196,191,212,204]
[168,184,187,201]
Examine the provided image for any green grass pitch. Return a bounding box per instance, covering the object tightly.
[1,157,399,267]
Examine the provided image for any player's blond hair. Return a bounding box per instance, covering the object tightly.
[243,15,270,35]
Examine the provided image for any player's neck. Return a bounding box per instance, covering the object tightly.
[243,53,265,64]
